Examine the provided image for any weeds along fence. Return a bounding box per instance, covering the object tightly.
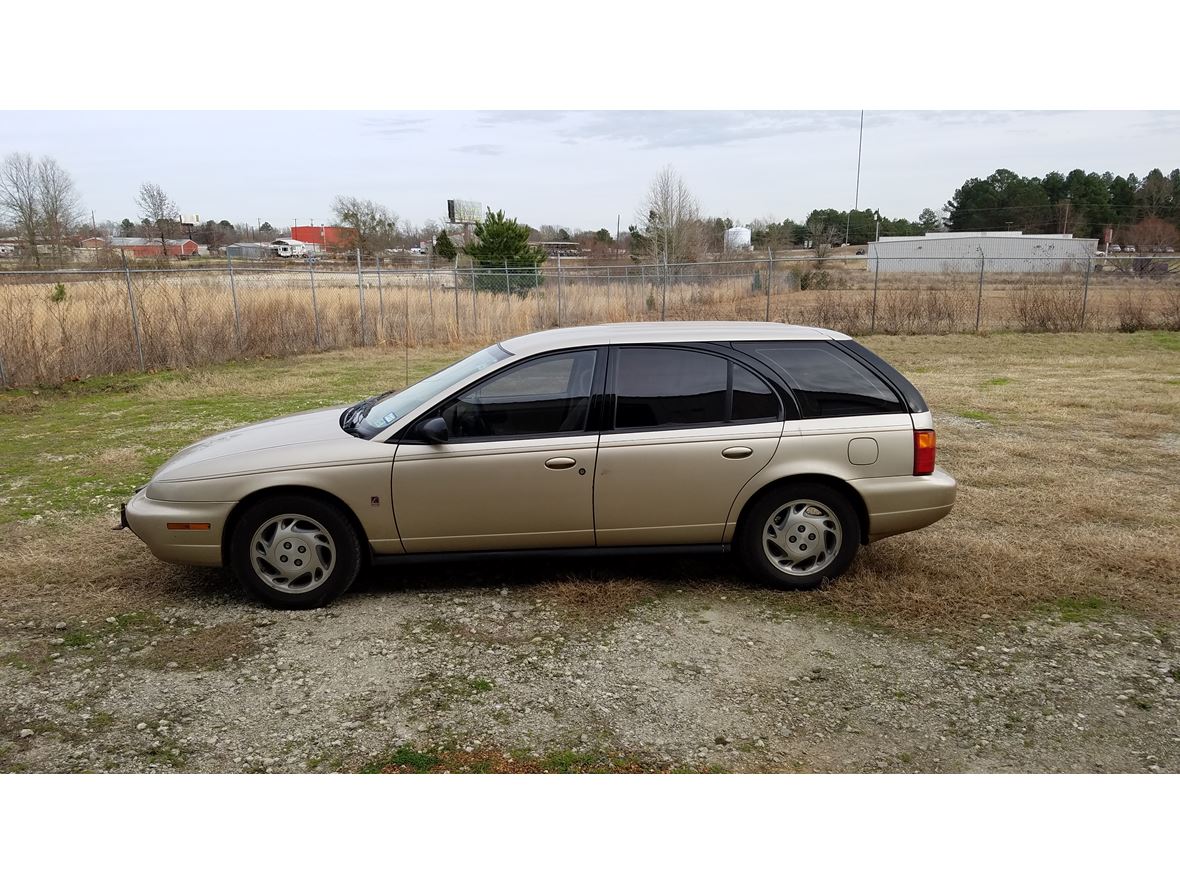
[0,253,1178,388]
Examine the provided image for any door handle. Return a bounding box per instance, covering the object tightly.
[545,457,577,469]
[722,446,753,459]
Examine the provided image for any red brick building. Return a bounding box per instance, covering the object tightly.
[290,225,356,250]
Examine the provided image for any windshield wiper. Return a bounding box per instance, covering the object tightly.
[340,389,399,434]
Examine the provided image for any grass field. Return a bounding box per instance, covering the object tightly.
[1,330,1178,629]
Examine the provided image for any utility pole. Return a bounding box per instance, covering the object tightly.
[846,109,864,246]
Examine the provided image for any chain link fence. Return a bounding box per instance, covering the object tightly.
[1,252,1177,388]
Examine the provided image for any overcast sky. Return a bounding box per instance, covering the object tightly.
[3,110,1178,232]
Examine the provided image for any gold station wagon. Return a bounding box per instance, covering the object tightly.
[121,322,956,608]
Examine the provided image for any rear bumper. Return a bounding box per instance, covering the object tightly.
[851,468,957,541]
[122,488,233,567]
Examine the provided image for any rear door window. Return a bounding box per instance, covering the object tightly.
[731,365,780,422]
[740,342,903,417]
[613,347,781,429]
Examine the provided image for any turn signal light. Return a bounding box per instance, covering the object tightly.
[166,522,211,531]
[913,430,936,475]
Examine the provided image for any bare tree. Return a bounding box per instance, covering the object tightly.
[636,165,703,263]
[0,152,42,266]
[806,217,836,260]
[37,157,81,263]
[1138,169,1174,218]
[135,182,178,258]
[331,196,399,255]
[1126,217,1179,253]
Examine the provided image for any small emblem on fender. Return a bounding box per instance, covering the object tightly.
[370,496,380,506]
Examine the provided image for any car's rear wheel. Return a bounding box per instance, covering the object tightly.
[230,494,361,608]
[737,482,860,590]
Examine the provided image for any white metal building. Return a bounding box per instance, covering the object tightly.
[867,231,1100,273]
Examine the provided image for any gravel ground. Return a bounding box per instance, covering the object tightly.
[3,554,1178,773]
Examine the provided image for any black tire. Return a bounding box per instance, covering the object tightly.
[229,494,362,609]
[736,482,861,590]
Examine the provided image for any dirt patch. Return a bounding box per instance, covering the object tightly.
[137,623,257,671]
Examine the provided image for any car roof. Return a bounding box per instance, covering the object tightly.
[501,321,849,355]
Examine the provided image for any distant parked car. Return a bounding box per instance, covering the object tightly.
[120,322,957,608]
[1110,245,1122,253]
[1124,245,1136,253]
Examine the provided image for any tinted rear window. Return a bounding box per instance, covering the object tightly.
[615,348,728,428]
[741,343,903,417]
[838,340,928,413]
[731,364,780,422]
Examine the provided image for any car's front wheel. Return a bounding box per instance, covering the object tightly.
[229,494,362,608]
[737,482,861,590]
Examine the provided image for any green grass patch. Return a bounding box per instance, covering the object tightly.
[956,409,996,423]
[362,745,442,773]
[1147,331,1180,352]
[62,628,96,648]
[983,377,1012,386]
[1047,596,1111,623]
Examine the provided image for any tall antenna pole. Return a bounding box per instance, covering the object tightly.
[846,110,864,245]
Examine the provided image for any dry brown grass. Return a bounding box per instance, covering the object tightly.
[0,520,234,621]
[2,265,1179,387]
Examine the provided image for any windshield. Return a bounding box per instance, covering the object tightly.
[349,344,512,439]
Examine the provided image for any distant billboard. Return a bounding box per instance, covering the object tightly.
[179,214,200,225]
[447,199,483,224]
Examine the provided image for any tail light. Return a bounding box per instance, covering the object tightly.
[913,430,936,475]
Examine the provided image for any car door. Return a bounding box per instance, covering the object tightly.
[593,345,784,546]
[392,348,602,553]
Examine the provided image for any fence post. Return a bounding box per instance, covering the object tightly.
[123,259,146,373]
[450,265,460,337]
[427,256,436,341]
[227,253,242,352]
[470,266,477,330]
[556,254,563,325]
[661,255,668,321]
[0,349,8,388]
[1080,255,1092,329]
[975,252,985,333]
[452,258,460,337]
[375,256,385,341]
[307,255,321,349]
[765,251,773,322]
[404,276,410,387]
[355,247,367,346]
[870,255,880,334]
[504,259,511,298]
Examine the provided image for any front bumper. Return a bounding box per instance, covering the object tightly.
[851,467,957,542]
[121,487,234,567]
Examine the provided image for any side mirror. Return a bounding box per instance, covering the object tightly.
[418,416,449,443]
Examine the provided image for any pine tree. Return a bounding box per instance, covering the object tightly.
[434,228,457,261]
[464,209,547,294]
